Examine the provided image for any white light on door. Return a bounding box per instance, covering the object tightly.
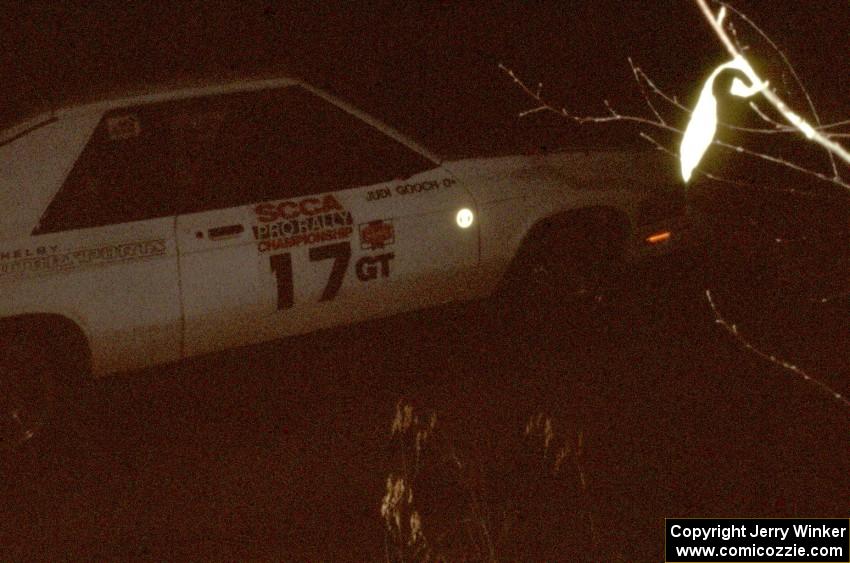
[456,208,474,229]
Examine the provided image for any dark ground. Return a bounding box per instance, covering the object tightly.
[1,3,849,560]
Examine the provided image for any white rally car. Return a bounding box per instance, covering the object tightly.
[0,76,685,448]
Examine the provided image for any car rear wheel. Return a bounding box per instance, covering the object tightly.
[0,325,94,469]
[0,337,63,453]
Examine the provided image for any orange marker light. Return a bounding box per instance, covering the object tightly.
[646,231,672,244]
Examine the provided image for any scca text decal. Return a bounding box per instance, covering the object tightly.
[0,240,167,277]
[253,194,354,253]
[255,194,345,223]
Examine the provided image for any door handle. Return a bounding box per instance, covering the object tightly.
[207,224,245,239]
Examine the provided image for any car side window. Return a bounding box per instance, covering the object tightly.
[176,86,437,215]
[34,105,176,234]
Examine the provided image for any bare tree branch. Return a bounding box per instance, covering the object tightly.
[504,4,850,413]
[631,60,799,136]
[717,1,841,180]
[705,290,849,410]
[695,0,850,169]
[498,62,850,192]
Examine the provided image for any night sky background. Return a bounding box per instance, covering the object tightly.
[2,1,848,158]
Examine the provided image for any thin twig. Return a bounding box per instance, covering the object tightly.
[711,138,848,189]
[705,289,849,409]
[820,119,850,131]
[718,0,841,181]
[629,57,666,126]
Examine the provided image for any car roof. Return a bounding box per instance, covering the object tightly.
[0,74,441,163]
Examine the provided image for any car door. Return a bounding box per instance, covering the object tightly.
[174,85,478,358]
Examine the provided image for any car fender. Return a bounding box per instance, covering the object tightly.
[442,152,656,293]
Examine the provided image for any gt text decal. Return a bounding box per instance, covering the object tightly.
[356,253,394,282]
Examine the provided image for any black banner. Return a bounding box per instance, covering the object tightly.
[665,518,849,562]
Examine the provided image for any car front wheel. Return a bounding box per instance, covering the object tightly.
[497,218,628,330]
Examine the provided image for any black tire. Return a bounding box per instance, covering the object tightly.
[496,215,628,329]
[0,324,90,462]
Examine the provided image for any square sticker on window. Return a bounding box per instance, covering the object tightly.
[107,114,141,140]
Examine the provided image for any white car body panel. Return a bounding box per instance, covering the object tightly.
[0,218,182,375]
[178,168,478,359]
[444,150,677,293]
[0,77,680,377]
[0,114,100,241]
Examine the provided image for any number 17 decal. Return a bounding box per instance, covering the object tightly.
[269,241,352,310]
[308,242,351,301]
